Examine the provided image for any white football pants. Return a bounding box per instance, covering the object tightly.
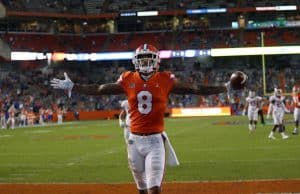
[272,110,285,125]
[247,109,258,121]
[294,107,300,121]
[127,133,165,190]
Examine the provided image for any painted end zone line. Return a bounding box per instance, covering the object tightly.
[0,179,300,194]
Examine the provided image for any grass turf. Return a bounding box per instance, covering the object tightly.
[0,115,299,183]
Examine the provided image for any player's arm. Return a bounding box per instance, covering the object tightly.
[73,83,124,95]
[293,95,299,104]
[292,86,300,106]
[266,100,274,119]
[243,101,248,115]
[51,72,124,96]
[119,109,126,128]
[119,109,126,120]
[292,92,300,106]
[171,71,247,95]
[171,80,227,95]
[282,98,290,113]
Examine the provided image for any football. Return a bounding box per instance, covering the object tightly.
[229,71,247,90]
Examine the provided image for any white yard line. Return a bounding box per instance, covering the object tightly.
[24,130,52,134]
[182,158,300,164]
[0,134,13,138]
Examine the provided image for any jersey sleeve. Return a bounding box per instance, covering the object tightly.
[269,96,275,104]
[116,72,125,85]
[257,96,263,101]
[116,71,131,95]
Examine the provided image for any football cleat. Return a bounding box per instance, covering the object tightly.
[268,134,276,139]
[292,131,298,135]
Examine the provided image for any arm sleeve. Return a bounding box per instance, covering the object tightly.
[116,72,129,95]
[267,103,273,116]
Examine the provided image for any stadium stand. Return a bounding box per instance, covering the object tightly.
[0,0,299,125]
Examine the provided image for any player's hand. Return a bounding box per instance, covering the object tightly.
[242,110,246,116]
[266,114,270,119]
[50,72,74,98]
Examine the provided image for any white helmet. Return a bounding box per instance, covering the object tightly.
[249,90,255,98]
[274,88,282,96]
[132,44,160,75]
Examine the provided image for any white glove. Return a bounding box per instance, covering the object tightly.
[50,72,74,98]
[266,114,270,119]
[242,110,246,116]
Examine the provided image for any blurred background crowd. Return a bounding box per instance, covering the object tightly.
[0,0,299,127]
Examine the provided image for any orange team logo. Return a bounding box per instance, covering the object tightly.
[118,71,176,133]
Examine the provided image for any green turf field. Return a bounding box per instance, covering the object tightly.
[0,115,299,183]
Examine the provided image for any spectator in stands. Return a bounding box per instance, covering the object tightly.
[0,110,6,129]
[19,109,27,127]
[7,104,16,129]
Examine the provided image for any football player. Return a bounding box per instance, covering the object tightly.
[292,82,300,135]
[7,105,16,130]
[243,89,263,132]
[119,99,131,142]
[51,44,246,194]
[267,88,289,139]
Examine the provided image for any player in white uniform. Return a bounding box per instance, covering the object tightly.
[292,84,300,135]
[267,88,289,139]
[119,100,131,142]
[243,90,263,132]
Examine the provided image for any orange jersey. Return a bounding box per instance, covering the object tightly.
[293,85,300,108]
[117,71,176,134]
